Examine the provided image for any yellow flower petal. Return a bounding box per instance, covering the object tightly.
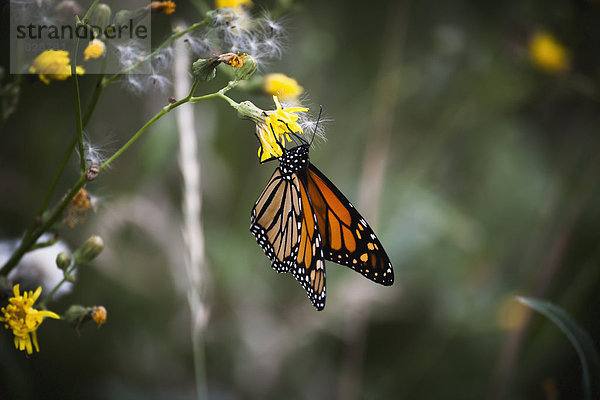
[29,49,85,84]
[255,96,309,161]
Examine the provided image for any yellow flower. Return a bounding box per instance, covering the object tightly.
[0,284,60,354]
[529,31,570,73]
[150,1,176,15]
[29,49,85,84]
[496,294,528,331]
[263,73,304,102]
[83,39,106,61]
[256,96,309,162]
[215,0,252,11]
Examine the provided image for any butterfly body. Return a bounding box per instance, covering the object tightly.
[251,144,394,310]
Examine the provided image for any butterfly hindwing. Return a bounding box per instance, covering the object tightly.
[291,178,326,310]
[305,164,394,286]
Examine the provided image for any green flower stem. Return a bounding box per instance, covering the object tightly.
[190,91,239,107]
[30,236,58,251]
[100,83,237,172]
[27,0,102,222]
[101,18,211,88]
[81,0,101,23]
[83,55,109,127]
[72,39,86,173]
[39,271,72,310]
[0,176,87,277]
[1,84,239,278]
[16,113,83,266]
[39,256,81,309]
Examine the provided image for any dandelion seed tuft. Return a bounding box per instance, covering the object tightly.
[0,284,60,354]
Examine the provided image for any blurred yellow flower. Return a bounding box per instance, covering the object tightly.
[256,96,308,162]
[216,0,252,11]
[0,284,60,354]
[496,295,528,331]
[150,0,176,15]
[29,49,85,84]
[83,39,106,61]
[529,31,570,73]
[263,73,304,102]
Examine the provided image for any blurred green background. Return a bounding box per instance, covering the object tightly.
[1,0,600,399]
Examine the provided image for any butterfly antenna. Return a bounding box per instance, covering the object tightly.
[269,123,287,154]
[279,119,302,146]
[310,105,323,146]
[280,120,308,146]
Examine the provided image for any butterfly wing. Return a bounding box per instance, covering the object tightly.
[250,168,327,310]
[305,164,394,286]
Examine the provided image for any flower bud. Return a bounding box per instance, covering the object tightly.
[236,100,264,124]
[63,305,107,332]
[88,3,112,29]
[63,304,87,327]
[73,235,104,264]
[234,54,257,81]
[113,7,148,29]
[56,252,72,270]
[192,56,220,81]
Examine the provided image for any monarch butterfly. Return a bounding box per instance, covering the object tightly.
[250,124,394,310]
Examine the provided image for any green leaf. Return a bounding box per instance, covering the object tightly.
[518,296,600,400]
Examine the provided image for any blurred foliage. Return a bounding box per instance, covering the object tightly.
[1,0,600,399]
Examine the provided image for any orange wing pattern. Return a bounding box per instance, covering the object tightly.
[305,164,394,286]
[251,168,327,309]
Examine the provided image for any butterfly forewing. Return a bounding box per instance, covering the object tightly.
[250,169,298,272]
[306,164,394,286]
[250,166,327,310]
